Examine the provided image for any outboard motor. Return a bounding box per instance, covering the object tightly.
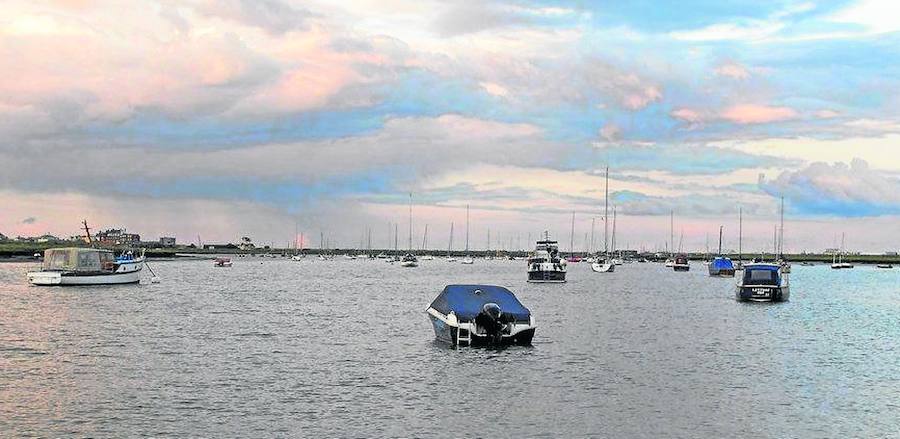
[476,302,505,344]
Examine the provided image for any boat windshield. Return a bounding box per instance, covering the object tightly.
[744,268,779,285]
[43,248,116,272]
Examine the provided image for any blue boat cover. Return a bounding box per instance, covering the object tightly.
[429,285,531,322]
[711,257,734,270]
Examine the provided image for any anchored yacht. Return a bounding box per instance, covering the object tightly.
[527,232,567,283]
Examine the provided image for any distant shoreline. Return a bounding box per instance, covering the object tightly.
[1,243,898,264]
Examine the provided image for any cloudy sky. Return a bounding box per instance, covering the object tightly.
[2,0,899,253]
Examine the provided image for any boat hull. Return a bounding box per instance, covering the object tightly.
[527,270,566,283]
[591,263,615,273]
[27,269,142,286]
[673,264,690,272]
[735,285,790,302]
[427,313,535,347]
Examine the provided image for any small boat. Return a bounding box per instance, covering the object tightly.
[565,256,582,263]
[213,257,233,267]
[426,284,536,346]
[591,256,615,273]
[876,264,894,269]
[664,258,675,268]
[460,256,474,265]
[527,232,567,283]
[400,253,418,267]
[344,254,357,260]
[420,255,434,261]
[27,247,144,286]
[736,262,790,302]
[673,254,690,271]
[708,256,735,277]
[831,233,853,269]
[291,254,305,261]
[376,252,389,259]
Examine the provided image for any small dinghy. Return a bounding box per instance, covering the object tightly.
[214,257,233,267]
[426,285,536,347]
[673,254,690,272]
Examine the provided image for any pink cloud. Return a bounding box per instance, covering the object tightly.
[721,104,798,124]
[714,61,750,80]
[815,109,840,119]
[670,108,704,123]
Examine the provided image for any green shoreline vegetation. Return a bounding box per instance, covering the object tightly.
[1,241,898,264]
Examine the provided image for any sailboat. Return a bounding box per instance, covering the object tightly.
[461,204,475,264]
[400,193,419,267]
[446,222,456,262]
[664,210,676,268]
[673,229,690,271]
[592,166,615,273]
[420,224,434,260]
[708,226,735,277]
[777,196,791,273]
[735,207,744,270]
[831,232,853,269]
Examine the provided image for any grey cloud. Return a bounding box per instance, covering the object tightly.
[21,217,37,224]
[192,0,314,34]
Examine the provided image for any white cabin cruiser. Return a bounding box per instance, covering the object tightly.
[591,255,615,273]
[400,253,419,267]
[27,247,144,286]
[527,233,567,283]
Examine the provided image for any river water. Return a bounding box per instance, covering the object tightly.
[1,258,898,437]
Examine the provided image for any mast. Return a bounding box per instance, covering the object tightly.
[604,166,610,254]
[465,204,470,253]
[738,207,742,263]
[488,228,491,253]
[394,224,398,251]
[422,224,428,251]
[449,222,454,256]
[611,206,617,254]
[590,217,596,254]
[82,219,93,245]
[779,196,785,259]
[408,193,413,252]
[718,225,723,255]
[570,211,575,256]
[670,210,674,256]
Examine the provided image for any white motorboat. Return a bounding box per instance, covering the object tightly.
[527,232,567,283]
[420,255,434,261]
[27,247,144,286]
[213,257,233,267]
[426,284,536,346]
[460,256,474,265]
[400,253,419,267]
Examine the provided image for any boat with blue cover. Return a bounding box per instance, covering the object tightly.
[708,226,734,277]
[426,285,536,346]
[735,262,789,302]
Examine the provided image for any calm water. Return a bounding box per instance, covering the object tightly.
[1,258,898,437]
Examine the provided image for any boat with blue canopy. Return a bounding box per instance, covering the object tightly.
[426,284,536,346]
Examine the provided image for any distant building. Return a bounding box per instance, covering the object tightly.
[203,243,237,250]
[886,251,898,256]
[36,234,62,243]
[824,248,840,254]
[159,237,176,247]
[95,228,141,246]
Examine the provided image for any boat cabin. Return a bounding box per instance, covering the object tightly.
[42,247,118,274]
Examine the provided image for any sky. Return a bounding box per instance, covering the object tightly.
[1,0,899,253]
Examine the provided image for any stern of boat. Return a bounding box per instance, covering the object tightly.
[27,271,62,285]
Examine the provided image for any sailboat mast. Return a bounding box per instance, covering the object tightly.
[408,193,413,252]
[394,224,398,251]
[465,204,470,252]
[738,207,742,262]
[590,217,595,254]
[779,196,785,258]
[612,206,617,253]
[570,211,575,256]
[449,222,454,255]
[670,210,674,256]
[604,166,609,254]
[422,224,428,251]
[718,225,723,255]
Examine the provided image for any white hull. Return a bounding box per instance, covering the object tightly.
[400,261,418,267]
[591,262,615,273]
[28,260,143,286]
[460,258,474,265]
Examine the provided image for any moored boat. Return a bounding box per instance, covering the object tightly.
[673,254,690,271]
[590,256,615,273]
[736,262,789,302]
[400,253,419,267]
[708,256,735,277]
[27,247,144,286]
[875,263,893,269]
[527,232,567,283]
[426,284,536,346]
[213,257,233,267]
